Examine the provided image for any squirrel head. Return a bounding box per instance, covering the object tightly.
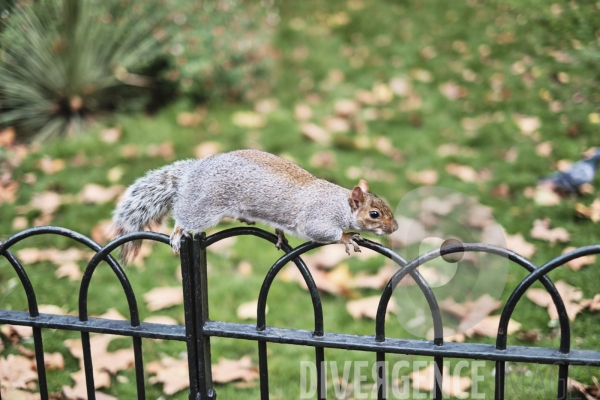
[349,180,398,236]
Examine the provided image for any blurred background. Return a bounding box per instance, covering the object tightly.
[1,0,600,398]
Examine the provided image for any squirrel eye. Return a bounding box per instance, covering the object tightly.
[369,210,380,219]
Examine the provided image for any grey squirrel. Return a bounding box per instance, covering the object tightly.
[112,149,398,262]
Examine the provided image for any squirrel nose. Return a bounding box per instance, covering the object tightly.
[392,219,399,232]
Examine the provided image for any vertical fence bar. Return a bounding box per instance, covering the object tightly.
[81,331,96,400]
[316,347,325,400]
[557,364,568,400]
[32,327,48,400]
[376,352,386,400]
[192,233,216,399]
[133,336,145,400]
[258,341,269,400]
[494,360,505,399]
[433,356,443,400]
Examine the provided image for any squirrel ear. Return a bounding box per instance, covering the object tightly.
[350,186,365,211]
[358,179,369,193]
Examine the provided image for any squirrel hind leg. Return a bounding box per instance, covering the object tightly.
[170,225,190,254]
[275,228,289,250]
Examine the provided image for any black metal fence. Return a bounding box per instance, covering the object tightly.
[1,225,600,399]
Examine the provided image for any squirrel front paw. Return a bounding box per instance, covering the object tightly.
[340,232,363,255]
[275,228,289,250]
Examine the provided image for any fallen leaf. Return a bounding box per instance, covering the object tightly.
[38,304,68,315]
[410,68,433,83]
[410,364,471,397]
[323,116,351,133]
[439,81,467,100]
[535,141,553,157]
[0,180,19,204]
[148,357,190,395]
[0,354,38,389]
[389,76,411,96]
[575,199,600,222]
[561,247,596,271]
[300,123,330,144]
[504,232,537,258]
[513,114,541,136]
[406,169,439,186]
[55,261,82,281]
[100,127,122,143]
[372,83,393,103]
[346,295,397,320]
[333,99,359,117]
[440,295,501,334]
[530,218,570,243]
[30,191,62,215]
[309,150,336,168]
[350,265,396,290]
[533,184,561,206]
[91,220,113,245]
[78,184,124,204]
[212,355,259,384]
[44,352,65,370]
[0,324,33,341]
[143,287,184,311]
[37,156,65,174]
[232,111,266,129]
[146,142,175,160]
[464,315,521,338]
[445,164,479,182]
[0,126,16,147]
[236,300,268,320]
[567,377,600,400]
[177,111,204,127]
[526,280,586,321]
[194,141,222,159]
[255,98,279,114]
[143,315,179,325]
[294,103,313,121]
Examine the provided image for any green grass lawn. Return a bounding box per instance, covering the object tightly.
[2,0,600,398]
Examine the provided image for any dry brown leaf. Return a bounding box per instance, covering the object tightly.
[237,260,253,277]
[439,81,467,100]
[96,308,127,321]
[350,265,395,290]
[294,103,313,121]
[410,364,471,397]
[464,315,521,338]
[194,141,222,159]
[309,150,336,169]
[530,218,570,243]
[100,127,122,143]
[334,99,359,117]
[148,357,190,395]
[389,76,411,96]
[212,355,259,384]
[562,247,596,271]
[63,369,114,400]
[236,300,268,320]
[504,232,537,258]
[91,220,113,245]
[406,169,439,186]
[30,191,62,215]
[254,98,279,114]
[372,83,394,103]
[232,111,266,129]
[346,295,397,320]
[513,114,541,136]
[0,126,16,147]
[445,164,479,182]
[0,180,19,204]
[526,280,586,321]
[44,352,65,370]
[206,236,237,252]
[37,156,65,175]
[38,304,68,315]
[143,315,178,325]
[177,111,204,127]
[1,386,40,400]
[146,142,174,160]
[78,184,124,204]
[55,261,82,281]
[533,184,561,206]
[300,123,330,144]
[0,354,38,389]
[281,262,354,297]
[0,324,33,341]
[575,199,600,222]
[567,377,600,400]
[535,141,553,157]
[323,116,351,133]
[410,68,433,83]
[143,287,184,311]
[440,295,501,334]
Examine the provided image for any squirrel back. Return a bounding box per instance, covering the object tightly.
[112,149,398,262]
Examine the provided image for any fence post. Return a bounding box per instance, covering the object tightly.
[180,233,216,400]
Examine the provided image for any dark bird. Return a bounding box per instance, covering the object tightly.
[541,148,600,194]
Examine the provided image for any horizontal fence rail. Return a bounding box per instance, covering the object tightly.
[0,226,599,399]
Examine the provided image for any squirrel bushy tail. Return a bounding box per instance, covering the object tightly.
[111,160,193,263]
